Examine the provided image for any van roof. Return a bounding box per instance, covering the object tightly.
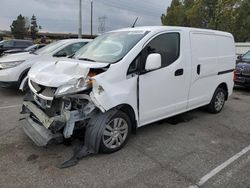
[112,26,233,37]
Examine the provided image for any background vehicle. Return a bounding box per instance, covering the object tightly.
[0,39,91,88]
[21,27,235,160]
[3,44,46,55]
[235,50,250,87]
[0,39,33,56]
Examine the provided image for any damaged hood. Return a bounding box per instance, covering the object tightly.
[29,58,109,87]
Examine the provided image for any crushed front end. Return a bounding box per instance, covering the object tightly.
[20,75,98,147]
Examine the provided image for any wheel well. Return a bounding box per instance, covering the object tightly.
[217,83,228,100]
[18,68,30,84]
[115,104,137,134]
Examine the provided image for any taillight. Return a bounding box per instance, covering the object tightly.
[233,70,236,81]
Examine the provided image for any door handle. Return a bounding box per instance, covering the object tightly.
[175,68,184,76]
[197,64,201,75]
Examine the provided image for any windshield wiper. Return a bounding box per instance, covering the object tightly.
[78,58,96,62]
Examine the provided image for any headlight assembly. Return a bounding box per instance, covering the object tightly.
[54,77,91,97]
[0,60,25,69]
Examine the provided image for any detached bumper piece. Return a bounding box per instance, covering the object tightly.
[21,117,63,146]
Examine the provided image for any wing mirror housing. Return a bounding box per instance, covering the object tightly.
[237,54,242,60]
[145,53,161,71]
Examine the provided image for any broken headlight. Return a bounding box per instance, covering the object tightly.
[55,77,91,97]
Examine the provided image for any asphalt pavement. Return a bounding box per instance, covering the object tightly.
[0,87,250,188]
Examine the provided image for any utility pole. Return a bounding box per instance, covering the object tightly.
[98,16,107,34]
[91,1,93,36]
[78,0,82,38]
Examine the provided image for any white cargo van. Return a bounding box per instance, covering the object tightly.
[21,26,235,160]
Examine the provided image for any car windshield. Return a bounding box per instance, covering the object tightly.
[35,40,66,55]
[74,31,149,63]
[242,51,250,62]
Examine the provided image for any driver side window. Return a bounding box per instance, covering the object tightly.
[143,33,180,69]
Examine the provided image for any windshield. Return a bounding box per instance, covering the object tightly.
[35,40,66,55]
[74,31,149,63]
[242,51,250,62]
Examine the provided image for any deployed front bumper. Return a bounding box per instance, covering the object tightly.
[21,98,96,146]
[20,117,63,146]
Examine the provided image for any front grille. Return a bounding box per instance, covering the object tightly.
[29,80,56,109]
[30,80,57,98]
[33,94,53,109]
[235,68,241,75]
[242,68,250,76]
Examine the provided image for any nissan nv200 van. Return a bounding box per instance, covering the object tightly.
[21,26,235,159]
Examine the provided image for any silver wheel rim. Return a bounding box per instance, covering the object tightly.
[214,91,225,111]
[102,118,128,149]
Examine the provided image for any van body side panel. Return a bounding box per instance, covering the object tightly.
[188,32,220,108]
[215,35,235,96]
[188,32,235,109]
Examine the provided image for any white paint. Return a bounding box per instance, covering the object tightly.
[189,144,250,187]
[0,104,21,110]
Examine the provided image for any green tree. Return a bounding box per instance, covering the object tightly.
[161,0,186,26]
[235,0,250,41]
[185,0,204,27]
[161,0,249,42]
[10,14,28,39]
[30,15,39,40]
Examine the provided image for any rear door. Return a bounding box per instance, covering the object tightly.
[188,32,218,108]
[139,31,191,126]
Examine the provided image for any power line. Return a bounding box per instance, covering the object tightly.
[95,0,164,17]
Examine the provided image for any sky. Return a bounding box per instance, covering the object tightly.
[0,0,172,35]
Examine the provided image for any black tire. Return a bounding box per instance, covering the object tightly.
[100,110,131,153]
[207,87,226,113]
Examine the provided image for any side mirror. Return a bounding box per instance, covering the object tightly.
[237,55,242,60]
[145,53,161,71]
[55,51,67,57]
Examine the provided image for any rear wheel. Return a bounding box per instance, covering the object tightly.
[207,87,226,113]
[100,110,131,153]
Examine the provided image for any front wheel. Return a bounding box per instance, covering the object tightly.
[206,88,226,113]
[100,110,131,153]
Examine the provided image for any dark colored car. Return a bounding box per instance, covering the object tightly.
[235,50,250,87]
[0,39,33,56]
[3,44,46,55]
